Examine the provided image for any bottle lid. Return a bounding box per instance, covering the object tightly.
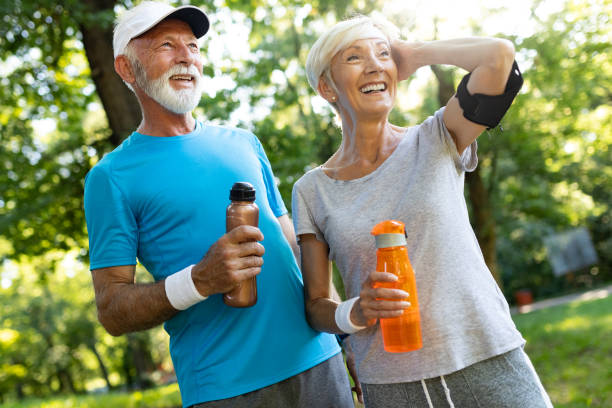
[230,182,256,202]
[371,220,407,248]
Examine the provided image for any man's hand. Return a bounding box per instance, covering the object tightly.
[191,225,265,297]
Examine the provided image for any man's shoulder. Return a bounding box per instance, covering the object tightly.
[86,138,132,177]
[199,122,256,140]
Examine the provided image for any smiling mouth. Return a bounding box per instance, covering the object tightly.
[170,75,195,82]
[360,83,387,94]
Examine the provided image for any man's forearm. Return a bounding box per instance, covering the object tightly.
[94,276,178,336]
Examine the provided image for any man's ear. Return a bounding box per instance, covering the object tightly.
[114,55,136,86]
[317,76,337,103]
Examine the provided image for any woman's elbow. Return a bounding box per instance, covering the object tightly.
[490,39,516,71]
[305,297,332,332]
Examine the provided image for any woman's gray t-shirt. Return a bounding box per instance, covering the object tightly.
[292,108,525,383]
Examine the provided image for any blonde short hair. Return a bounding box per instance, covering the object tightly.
[305,15,400,94]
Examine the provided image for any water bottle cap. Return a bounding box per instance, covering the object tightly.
[230,182,256,202]
[371,220,406,235]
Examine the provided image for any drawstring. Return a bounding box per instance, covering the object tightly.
[420,379,434,408]
[440,375,455,408]
[420,376,456,408]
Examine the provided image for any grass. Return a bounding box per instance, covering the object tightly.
[0,383,181,408]
[513,296,612,407]
[3,296,610,408]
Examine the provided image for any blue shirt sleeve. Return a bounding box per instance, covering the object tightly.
[251,135,287,218]
[84,164,138,270]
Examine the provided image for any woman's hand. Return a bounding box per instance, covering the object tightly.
[350,271,412,327]
[391,40,424,81]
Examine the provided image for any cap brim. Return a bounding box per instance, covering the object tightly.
[166,6,210,38]
[133,5,210,40]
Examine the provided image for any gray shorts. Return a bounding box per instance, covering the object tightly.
[362,347,552,408]
[190,352,354,408]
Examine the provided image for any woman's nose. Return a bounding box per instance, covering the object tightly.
[365,54,384,73]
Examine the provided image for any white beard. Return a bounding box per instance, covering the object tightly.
[133,62,204,114]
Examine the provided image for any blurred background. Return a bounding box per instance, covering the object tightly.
[0,0,610,407]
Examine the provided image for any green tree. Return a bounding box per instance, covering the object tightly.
[486,0,612,298]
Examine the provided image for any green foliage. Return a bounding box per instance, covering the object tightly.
[0,0,116,263]
[480,0,612,299]
[208,0,387,204]
[513,296,612,407]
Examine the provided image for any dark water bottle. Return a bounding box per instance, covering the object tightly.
[223,182,259,308]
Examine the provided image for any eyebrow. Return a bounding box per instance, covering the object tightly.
[344,41,389,51]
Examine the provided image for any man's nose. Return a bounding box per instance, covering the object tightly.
[174,43,198,65]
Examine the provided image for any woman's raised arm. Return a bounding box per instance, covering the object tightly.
[392,38,517,154]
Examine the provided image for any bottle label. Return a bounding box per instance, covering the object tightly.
[375,233,407,248]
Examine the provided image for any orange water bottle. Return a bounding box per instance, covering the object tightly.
[371,220,422,353]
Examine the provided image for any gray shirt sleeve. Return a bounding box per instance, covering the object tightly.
[292,176,326,244]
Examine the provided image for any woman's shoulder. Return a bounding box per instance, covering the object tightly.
[293,166,326,194]
[294,165,323,184]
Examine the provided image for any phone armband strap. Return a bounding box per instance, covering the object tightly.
[456,60,523,129]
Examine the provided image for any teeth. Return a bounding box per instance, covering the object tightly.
[172,75,192,80]
[360,83,386,93]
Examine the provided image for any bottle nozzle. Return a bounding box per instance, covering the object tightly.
[371,220,406,236]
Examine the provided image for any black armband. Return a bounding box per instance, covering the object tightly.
[456,60,523,129]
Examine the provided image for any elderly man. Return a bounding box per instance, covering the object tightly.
[83,2,353,407]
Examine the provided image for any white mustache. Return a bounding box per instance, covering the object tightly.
[164,65,202,83]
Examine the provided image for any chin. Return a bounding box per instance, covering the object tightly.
[360,102,394,118]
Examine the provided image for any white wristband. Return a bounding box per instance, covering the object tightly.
[335,297,367,334]
[165,265,207,310]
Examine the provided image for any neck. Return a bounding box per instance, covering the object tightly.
[135,90,196,137]
[335,113,397,164]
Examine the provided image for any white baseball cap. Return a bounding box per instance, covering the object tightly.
[113,1,210,58]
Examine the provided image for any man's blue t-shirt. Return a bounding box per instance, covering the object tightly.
[84,122,340,406]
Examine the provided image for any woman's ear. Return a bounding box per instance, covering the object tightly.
[114,55,136,86]
[317,76,337,103]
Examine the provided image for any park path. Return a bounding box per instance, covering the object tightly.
[510,283,612,314]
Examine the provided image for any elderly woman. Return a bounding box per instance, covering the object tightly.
[292,15,552,408]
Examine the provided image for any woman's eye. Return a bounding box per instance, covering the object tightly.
[380,50,390,56]
[162,42,172,48]
[347,55,359,62]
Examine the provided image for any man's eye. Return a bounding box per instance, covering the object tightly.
[162,42,172,47]
[380,50,390,56]
[189,43,199,50]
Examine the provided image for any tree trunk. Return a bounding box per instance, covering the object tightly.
[56,368,78,394]
[430,65,503,289]
[79,0,141,147]
[125,333,156,389]
[122,351,135,390]
[465,168,502,288]
[89,342,113,390]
